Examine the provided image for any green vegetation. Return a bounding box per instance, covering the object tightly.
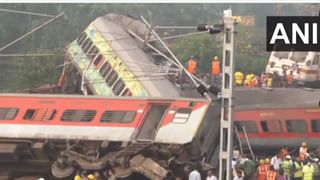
[0,3,308,91]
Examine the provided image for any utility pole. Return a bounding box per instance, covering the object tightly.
[219,9,236,180]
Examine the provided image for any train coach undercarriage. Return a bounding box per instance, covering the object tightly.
[0,139,212,180]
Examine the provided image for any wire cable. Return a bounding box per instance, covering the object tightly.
[0,8,56,18]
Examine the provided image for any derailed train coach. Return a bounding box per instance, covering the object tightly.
[0,94,221,179]
[60,13,182,97]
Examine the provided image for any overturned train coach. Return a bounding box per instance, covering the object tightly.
[0,94,221,179]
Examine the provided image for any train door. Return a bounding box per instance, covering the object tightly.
[136,104,169,141]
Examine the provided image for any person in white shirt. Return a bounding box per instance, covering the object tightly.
[271,154,282,171]
[189,168,201,180]
[206,169,217,180]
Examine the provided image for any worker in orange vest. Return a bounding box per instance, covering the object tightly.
[187,56,198,75]
[211,56,221,85]
[258,159,267,180]
[266,165,277,180]
[300,142,309,163]
[287,71,294,87]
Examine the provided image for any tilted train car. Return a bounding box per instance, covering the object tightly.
[0,94,220,179]
[60,13,183,98]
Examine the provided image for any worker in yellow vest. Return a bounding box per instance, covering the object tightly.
[282,155,293,180]
[211,56,221,85]
[187,56,198,75]
[235,71,244,87]
[244,73,254,87]
[267,74,273,88]
[293,157,303,180]
[302,161,314,180]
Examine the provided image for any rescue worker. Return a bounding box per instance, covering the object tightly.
[267,74,273,88]
[282,155,293,180]
[281,69,288,87]
[264,158,271,173]
[302,161,314,180]
[271,154,282,171]
[187,56,198,75]
[244,73,252,87]
[260,72,267,87]
[258,159,267,180]
[300,142,309,163]
[211,56,221,85]
[280,146,288,161]
[287,71,294,87]
[266,165,277,180]
[293,157,303,180]
[235,71,244,87]
[251,75,259,87]
[312,159,320,179]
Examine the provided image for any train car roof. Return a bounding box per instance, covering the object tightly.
[3,87,319,110]
[234,88,320,110]
[0,93,209,102]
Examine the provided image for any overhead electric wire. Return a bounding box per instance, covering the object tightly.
[0,8,56,18]
[0,12,64,52]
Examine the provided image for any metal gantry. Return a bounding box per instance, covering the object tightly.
[219,9,236,180]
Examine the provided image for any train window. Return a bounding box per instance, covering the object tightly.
[311,119,320,132]
[106,70,119,87]
[234,121,257,133]
[121,88,132,96]
[100,111,136,123]
[286,119,307,133]
[260,120,282,133]
[24,109,36,120]
[0,108,19,120]
[313,56,320,65]
[100,62,112,78]
[81,38,90,51]
[112,79,126,95]
[77,32,87,45]
[172,108,192,124]
[61,110,96,122]
[94,54,104,67]
[83,39,93,54]
[88,45,99,60]
[23,109,57,121]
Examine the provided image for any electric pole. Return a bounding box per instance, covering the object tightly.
[219,9,236,180]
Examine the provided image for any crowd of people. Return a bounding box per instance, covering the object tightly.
[230,142,320,180]
[186,55,296,88]
[234,70,295,88]
[186,142,320,180]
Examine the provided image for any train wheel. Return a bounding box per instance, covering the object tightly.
[51,161,75,179]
